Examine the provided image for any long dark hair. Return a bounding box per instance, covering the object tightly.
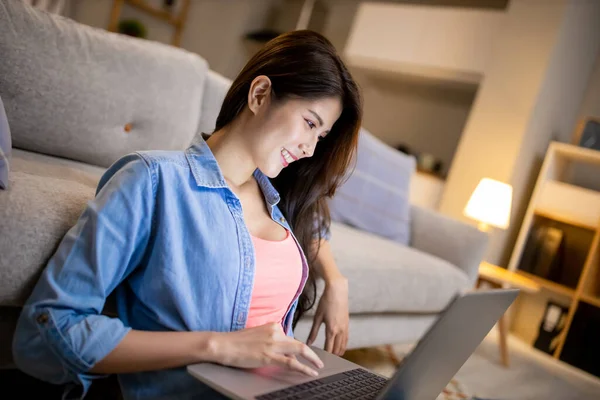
[214,30,362,328]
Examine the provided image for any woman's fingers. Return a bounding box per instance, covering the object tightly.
[270,353,319,377]
[332,333,341,356]
[324,330,334,354]
[276,339,324,370]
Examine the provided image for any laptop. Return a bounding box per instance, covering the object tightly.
[187,288,519,400]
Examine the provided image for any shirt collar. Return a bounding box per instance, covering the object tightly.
[185,133,281,206]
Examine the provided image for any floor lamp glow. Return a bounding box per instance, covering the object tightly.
[464,178,513,232]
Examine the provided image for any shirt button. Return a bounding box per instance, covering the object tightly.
[36,313,49,324]
[124,123,133,133]
[279,217,285,223]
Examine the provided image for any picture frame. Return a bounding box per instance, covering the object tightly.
[572,117,600,151]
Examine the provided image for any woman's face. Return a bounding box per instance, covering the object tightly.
[246,78,343,178]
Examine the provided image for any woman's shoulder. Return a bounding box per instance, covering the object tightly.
[135,149,190,170]
[97,150,192,194]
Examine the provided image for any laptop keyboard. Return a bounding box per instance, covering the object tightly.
[256,368,389,400]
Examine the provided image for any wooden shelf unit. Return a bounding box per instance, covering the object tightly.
[515,270,576,298]
[581,294,600,308]
[108,0,191,47]
[507,141,600,366]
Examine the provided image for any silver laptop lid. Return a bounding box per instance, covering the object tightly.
[378,288,519,400]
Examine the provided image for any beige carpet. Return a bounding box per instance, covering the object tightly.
[343,330,600,400]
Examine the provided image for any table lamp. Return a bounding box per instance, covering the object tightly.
[464,178,513,232]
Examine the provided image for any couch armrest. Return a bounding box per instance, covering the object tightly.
[409,205,488,286]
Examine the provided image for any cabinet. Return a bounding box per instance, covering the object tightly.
[507,141,600,377]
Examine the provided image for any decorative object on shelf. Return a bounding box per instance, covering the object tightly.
[533,301,568,356]
[464,178,513,232]
[117,19,147,39]
[572,117,600,151]
[108,0,190,47]
[394,145,443,177]
[416,152,443,175]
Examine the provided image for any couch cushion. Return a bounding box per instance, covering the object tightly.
[11,149,104,188]
[0,171,94,306]
[328,128,415,246]
[0,0,208,168]
[321,222,471,315]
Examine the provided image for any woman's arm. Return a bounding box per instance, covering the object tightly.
[90,330,215,374]
[92,324,323,377]
[13,155,156,389]
[312,239,347,284]
[306,239,349,356]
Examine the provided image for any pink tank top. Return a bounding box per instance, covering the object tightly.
[246,229,303,329]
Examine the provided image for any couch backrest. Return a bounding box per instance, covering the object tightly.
[0,0,209,168]
[199,70,232,136]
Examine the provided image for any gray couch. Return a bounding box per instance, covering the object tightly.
[0,0,488,372]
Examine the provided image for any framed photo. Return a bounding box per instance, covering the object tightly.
[572,117,600,151]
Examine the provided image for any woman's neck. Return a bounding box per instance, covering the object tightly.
[205,120,257,189]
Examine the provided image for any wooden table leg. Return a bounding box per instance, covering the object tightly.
[385,344,402,367]
[497,313,510,367]
[477,277,510,367]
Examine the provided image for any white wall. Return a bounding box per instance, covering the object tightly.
[439,0,600,266]
[69,0,279,80]
[353,72,475,176]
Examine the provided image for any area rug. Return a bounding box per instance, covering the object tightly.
[342,345,472,400]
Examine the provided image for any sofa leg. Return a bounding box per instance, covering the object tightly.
[384,344,402,367]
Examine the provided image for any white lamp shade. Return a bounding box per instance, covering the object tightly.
[464,178,513,229]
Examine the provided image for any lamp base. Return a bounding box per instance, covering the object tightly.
[478,222,490,232]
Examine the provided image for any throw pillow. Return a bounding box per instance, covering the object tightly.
[0,95,11,189]
[328,128,416,245]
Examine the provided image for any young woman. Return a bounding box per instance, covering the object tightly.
[13,30,362,399]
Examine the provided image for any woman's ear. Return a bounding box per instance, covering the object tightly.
[247,75,272,115]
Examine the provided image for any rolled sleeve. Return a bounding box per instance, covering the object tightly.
[12,153,155,394]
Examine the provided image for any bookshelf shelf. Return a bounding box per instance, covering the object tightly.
[532,210,597,231]
[515,270,576,298]
[536,180,600,229]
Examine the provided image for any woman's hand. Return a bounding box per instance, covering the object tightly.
[306,277,349,356]
[209,322,324,377]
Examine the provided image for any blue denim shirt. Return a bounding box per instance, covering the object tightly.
[12,134,309,399]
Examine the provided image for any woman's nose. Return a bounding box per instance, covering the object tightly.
[299,142,315,158]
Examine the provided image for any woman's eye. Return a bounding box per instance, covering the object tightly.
[305,119,316,129]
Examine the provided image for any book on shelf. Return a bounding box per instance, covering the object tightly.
[519,224,565,282]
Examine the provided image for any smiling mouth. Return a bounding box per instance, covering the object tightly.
[281,148,297,167]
